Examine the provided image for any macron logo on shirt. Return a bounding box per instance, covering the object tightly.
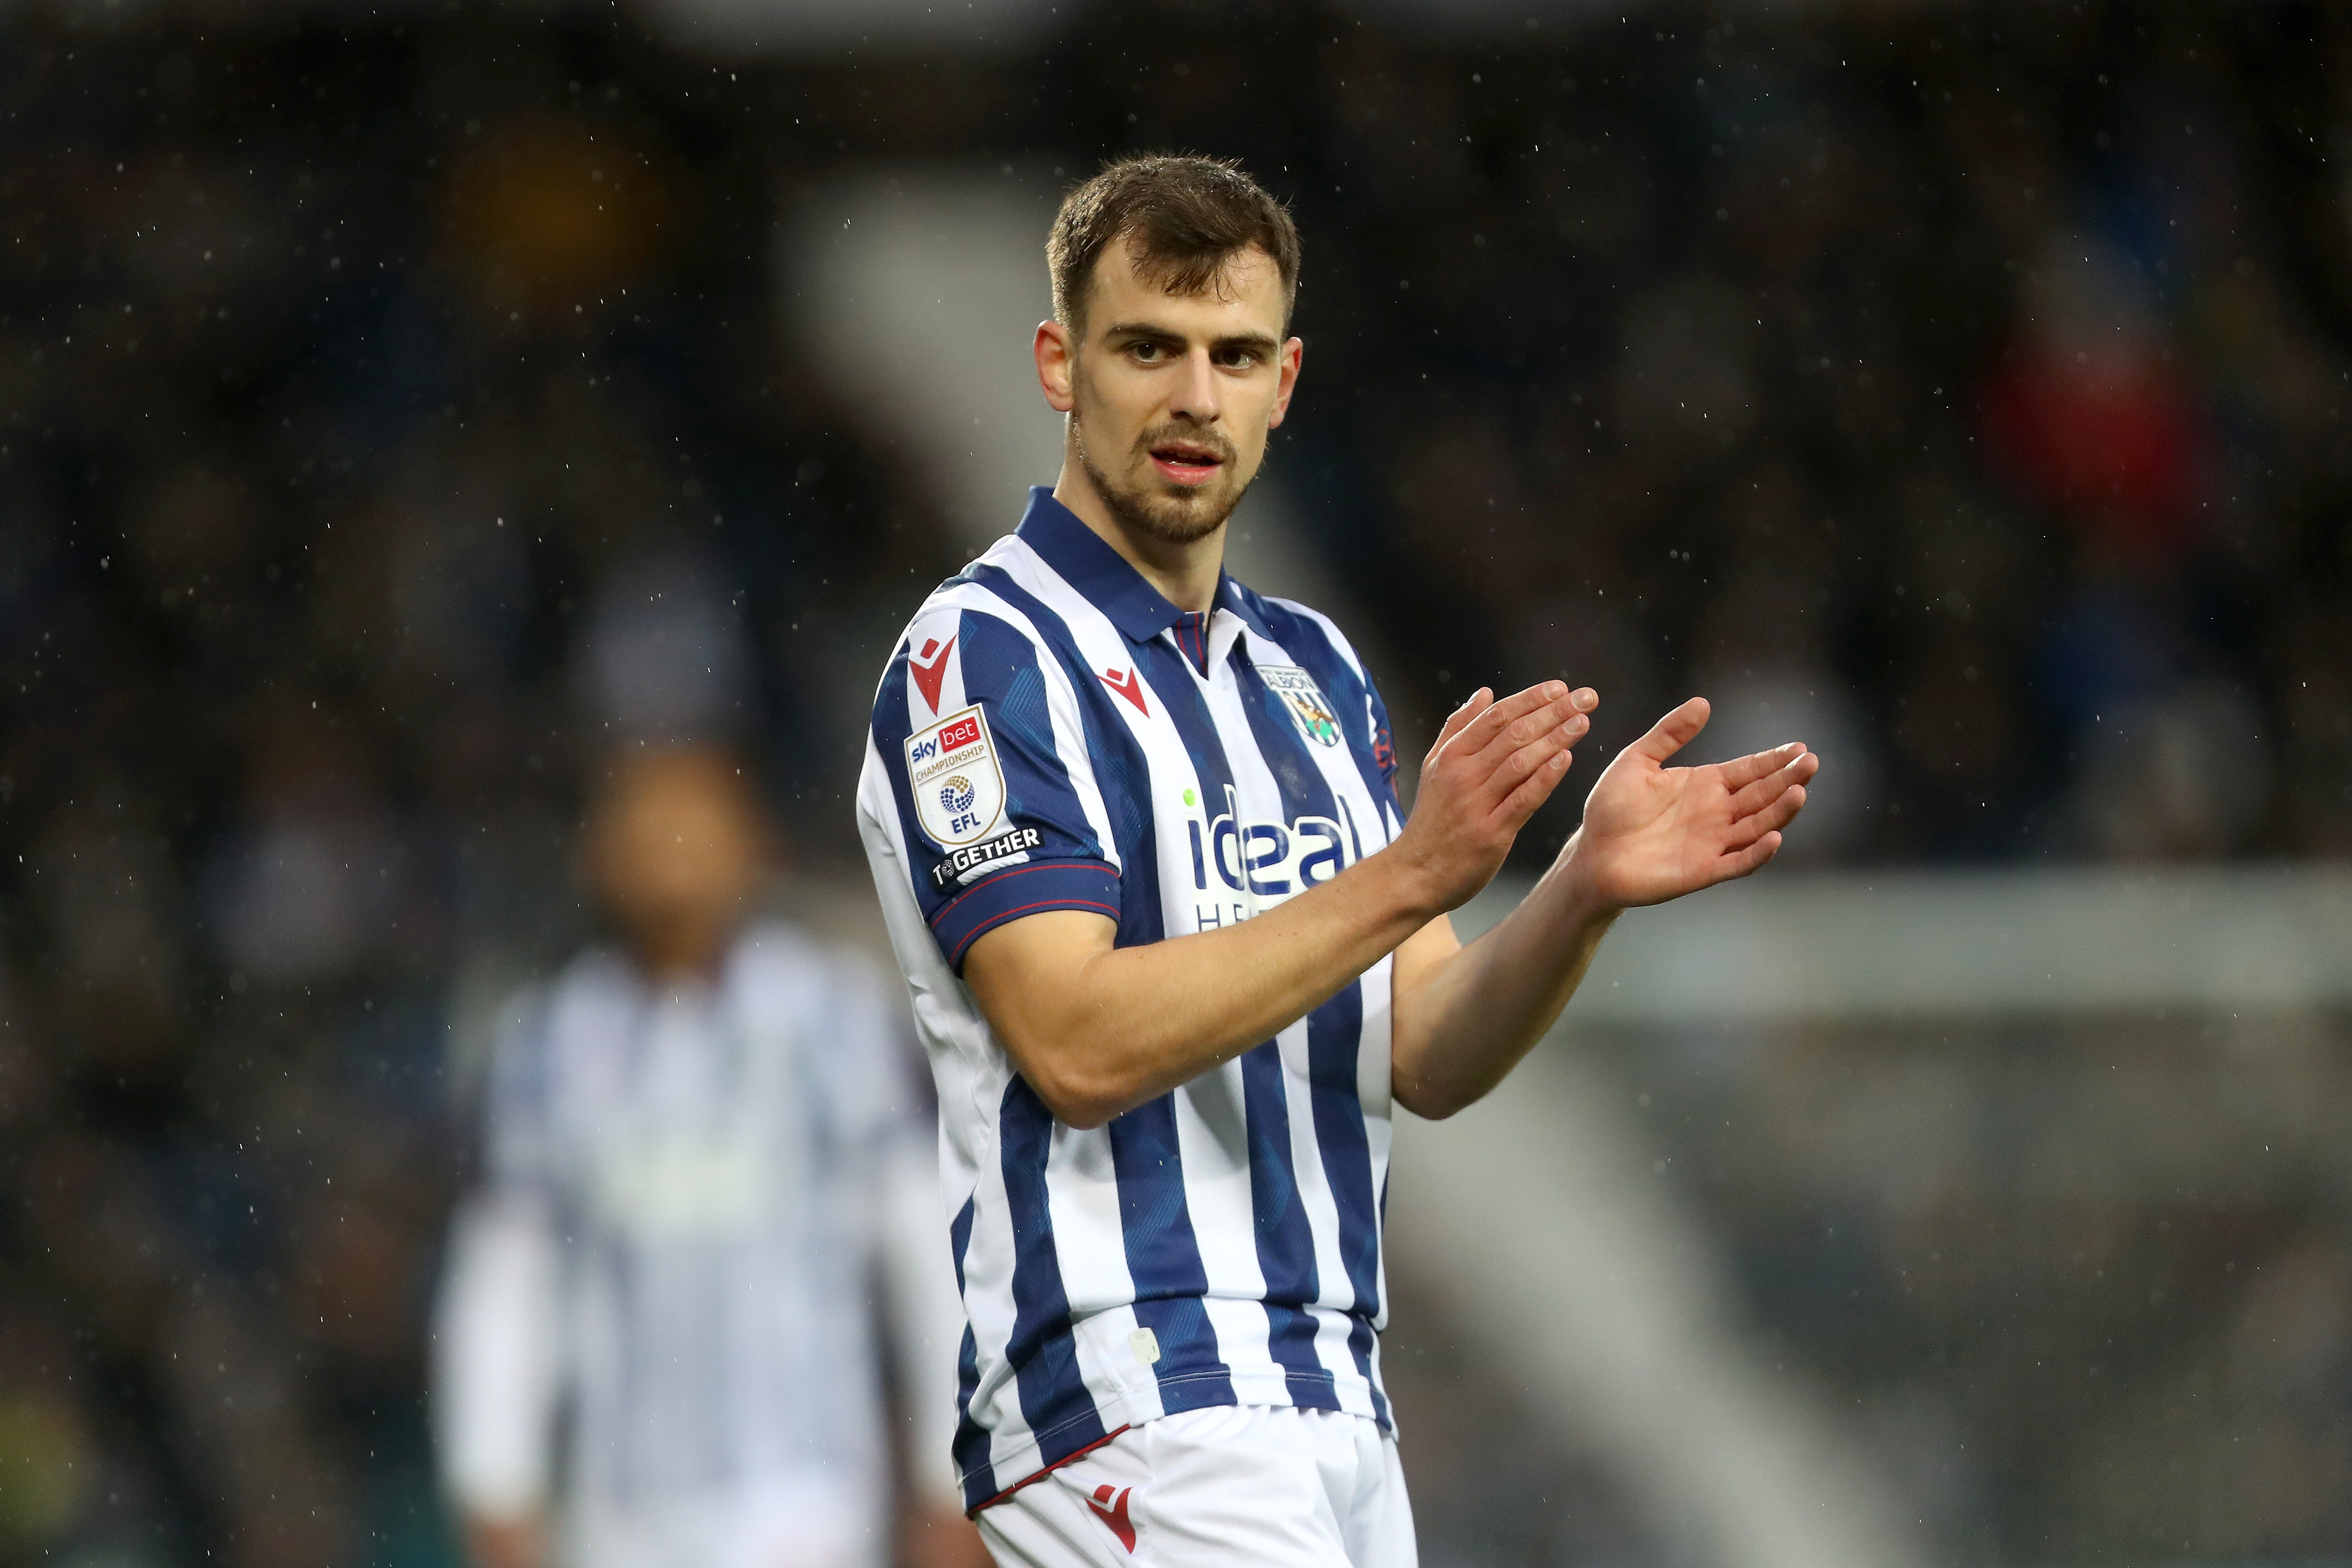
[910,635,956,713]
[1099,666,1148,715]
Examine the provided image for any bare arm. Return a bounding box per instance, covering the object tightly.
[435,1194,561,1568]
[1390,696,1816,1118]
[963,681,1593,1128]
[461,1516,549,1568]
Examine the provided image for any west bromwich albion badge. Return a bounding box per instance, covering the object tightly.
[905,702,1008,847]
[1259,665,1344,748]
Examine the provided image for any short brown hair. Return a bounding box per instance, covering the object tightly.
[1048,154,1301,331]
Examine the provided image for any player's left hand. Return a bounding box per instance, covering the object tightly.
[1562,696,1816,910]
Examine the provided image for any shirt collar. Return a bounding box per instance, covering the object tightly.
[1014,486,1240,645]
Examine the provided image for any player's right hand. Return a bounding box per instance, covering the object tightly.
[1391,680,1595,913]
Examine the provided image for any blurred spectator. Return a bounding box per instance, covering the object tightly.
[576,549,753,743]
[433,746,982,1568]
[205,718,411,989]
[1983,233,2207,567]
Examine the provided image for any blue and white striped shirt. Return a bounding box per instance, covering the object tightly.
[434,922,967,1564]
[857,488,1406,1513]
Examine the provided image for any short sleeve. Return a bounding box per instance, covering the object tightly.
[869,604,1121,971]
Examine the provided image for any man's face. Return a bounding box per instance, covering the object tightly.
[587,753,769,972]
[1056,241,1302,546]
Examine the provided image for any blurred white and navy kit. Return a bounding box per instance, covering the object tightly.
[433,921,966,1568]
[858,491,1417,1562]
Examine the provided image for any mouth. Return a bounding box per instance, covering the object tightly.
[1148,441,1226,488]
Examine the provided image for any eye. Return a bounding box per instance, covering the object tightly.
[1127,341,1166,364]
[1216,347,1260,370]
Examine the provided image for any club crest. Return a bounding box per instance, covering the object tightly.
[904,703,1007,847]
[1258,664,1343,748]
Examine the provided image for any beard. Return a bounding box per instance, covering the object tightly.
[1072,407,1256,547]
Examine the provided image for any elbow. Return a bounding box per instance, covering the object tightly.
[1045,1097,1119,1132]
[1390,1073,1474,1122]
[1030,1078,1126,1131]
[1008,1045,1131,1131]
[1388,1028,1497,1121]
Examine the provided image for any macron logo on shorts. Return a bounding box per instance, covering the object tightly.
[1085,1485,1136,1553]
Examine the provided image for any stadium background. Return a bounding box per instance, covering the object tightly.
[2,0,2350,1564]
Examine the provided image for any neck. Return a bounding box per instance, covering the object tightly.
[1051,448,1226,615]
[625,921,731,984]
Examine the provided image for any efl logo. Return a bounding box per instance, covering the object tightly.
[903,702,1006,848]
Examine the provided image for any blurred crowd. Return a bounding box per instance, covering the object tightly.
[1626,1010,2352,1564]
[0,1,2347,1564]
[1241,4,2352,865]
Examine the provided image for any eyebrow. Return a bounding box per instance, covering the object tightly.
[1101,320,1282,356]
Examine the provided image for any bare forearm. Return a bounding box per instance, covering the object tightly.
[1392,836,1618,1119]
[1390,701,1819,1116]
[966,679,1603,1129]
[970,851,1438,1128]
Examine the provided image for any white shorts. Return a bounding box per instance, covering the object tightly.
[975,1406,1416,1568]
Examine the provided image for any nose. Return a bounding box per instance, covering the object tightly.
[1168,345,1223,425]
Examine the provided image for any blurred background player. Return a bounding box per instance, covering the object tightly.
[432,745,989,1568]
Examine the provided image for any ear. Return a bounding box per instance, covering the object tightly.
[1034,319,1077,413]
[1266,335,1305,429]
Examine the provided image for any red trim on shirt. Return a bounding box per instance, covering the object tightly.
[929,859,1112,927]
[1176,609,1211,674]
[948,898,1119,966]
[966,1425,1135,1518]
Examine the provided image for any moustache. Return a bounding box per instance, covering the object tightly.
[1134,425,1238,466]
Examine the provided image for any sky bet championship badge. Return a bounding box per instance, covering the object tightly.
[905,702,1007,848]
[1258,665,1343,748]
